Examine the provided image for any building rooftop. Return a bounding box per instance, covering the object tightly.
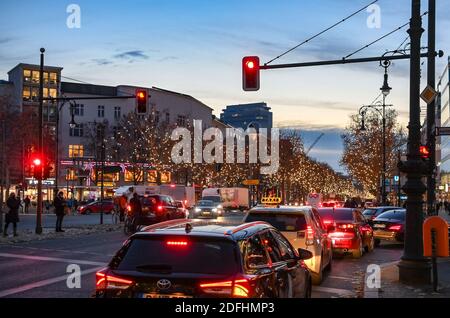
[8,63,63,75]
[61,82,117,96]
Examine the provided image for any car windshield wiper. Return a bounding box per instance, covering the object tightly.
[135,264,173,273]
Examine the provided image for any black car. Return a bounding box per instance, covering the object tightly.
[372,209,406,246]
[95,219,312,298]
[362,206,402,223]
[192,200,223,219]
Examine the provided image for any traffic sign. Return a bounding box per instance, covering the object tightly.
[420,85,438,104]
[435,127,450,136]
[243,179,260,186]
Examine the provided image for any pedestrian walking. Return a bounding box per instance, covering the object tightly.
[23,196,31,214]
[119,194,127,222]
[54,191,67,232]
[3,193,21,237]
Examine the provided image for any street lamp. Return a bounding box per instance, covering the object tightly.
[69,102,77,129]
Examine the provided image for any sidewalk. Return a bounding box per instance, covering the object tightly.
[365,210,450,298]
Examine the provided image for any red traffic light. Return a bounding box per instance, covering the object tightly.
[32,158,42,166]
[420,145,430,159]
[242,56,260,91]
[136,89,148,114]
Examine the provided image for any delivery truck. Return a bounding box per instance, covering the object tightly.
[202,187,249,211]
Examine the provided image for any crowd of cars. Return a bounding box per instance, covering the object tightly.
[92,192,412,298]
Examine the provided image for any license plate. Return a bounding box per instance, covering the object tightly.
[139,293,192,299]
[202,212,211,215]
[374,224,386,229]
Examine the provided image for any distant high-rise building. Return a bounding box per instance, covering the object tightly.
[220,102,273,130]
[437,56,450,191]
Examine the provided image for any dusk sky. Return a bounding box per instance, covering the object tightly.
[1,0,449,172]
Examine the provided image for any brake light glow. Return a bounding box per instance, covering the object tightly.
[323,220,333,225]
[166,240,188,247]
[157,205,163,211]
[126,205,131,212]
[388,225,402,231]
[199,278,250,297]
[96,271,133,290]
[337,224,354,230]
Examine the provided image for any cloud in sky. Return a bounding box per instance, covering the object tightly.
[113,50,149,61]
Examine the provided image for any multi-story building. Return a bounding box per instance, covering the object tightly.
[220,102,273,131]
[2,63,215,201]
[437,57,450,197]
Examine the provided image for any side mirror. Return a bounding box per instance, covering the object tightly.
[297,248,313,260]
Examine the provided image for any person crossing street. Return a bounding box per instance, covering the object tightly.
[3,193,21,237]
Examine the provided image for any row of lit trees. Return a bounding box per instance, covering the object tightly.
[101,112,359,201]
[340,108,406,200]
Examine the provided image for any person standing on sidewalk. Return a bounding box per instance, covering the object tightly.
[54,191,66,232]
[3,193,20,237]
[23,196,30,214]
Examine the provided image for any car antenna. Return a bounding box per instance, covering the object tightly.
[185,223,193,234]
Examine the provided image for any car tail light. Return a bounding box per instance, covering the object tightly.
[337,224,354,230]
[388,225,402,231]
[306,225,315,245]
[328,231,355,239]
[96,269,133,290]
[157,205,163,212]
[199,277,250,297]
[323,220,333,225]
[126,205,131,212]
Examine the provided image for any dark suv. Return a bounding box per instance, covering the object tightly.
[139,195,180,223]
[95,219,312,298]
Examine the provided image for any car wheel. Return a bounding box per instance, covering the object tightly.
[352,238,364,258]
[84,209,92,215]
[366,236,375,253]
[311,256,323,285]
[374,239,381,247]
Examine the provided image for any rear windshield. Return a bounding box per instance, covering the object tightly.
[363,208,378,216]
[116,237,239,275]
[245,212,307,231]
[318,209,354,221]
[376,210,406,221]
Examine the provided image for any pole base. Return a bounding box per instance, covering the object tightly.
[398,258,431,285]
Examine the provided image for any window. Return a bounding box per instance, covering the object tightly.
[23,70,32,83]
[69,124,84,137]
[66,168,77,181]
[31,71,40,84]
[49,72,58,85]
[154,111,160,123]
[98,105,105,118]
[114,106,121,120]
[31,87,39,102]
[74,104,84,116]
[270,230,296,260]
[244,235,269,269]
[259,231,283,263]
[177,115,186,127]
[23,86,31,101]
[69,145,84,158]
[165,112,170,124]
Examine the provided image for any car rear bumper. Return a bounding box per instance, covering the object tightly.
[373,230,404,242]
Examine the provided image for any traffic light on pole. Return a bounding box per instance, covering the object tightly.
[420,145,431,160]
[136,89,148,114]
[242,56,260,91]
[31,155,43,180]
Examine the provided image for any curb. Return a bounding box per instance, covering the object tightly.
[363,261,399,298]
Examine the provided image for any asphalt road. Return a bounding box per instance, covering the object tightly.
[0,213,403,298]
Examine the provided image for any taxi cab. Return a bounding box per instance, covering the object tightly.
[243,203,333,285]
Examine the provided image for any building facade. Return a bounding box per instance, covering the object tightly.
[220,102,273,130]
[2,63,215,202]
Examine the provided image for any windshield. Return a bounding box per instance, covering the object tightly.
[245,212,307,232]
[202,196,221,203]
[116,237,238,275]
[363,208,378,216]
[197,200,214,206]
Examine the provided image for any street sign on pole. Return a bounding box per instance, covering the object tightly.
[420,85,438,104]
[435,127,450,136]
[243,179,259,186]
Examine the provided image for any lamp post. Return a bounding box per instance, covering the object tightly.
[359,101,393,206]
[380,60,392,205]
[54,99,77,200]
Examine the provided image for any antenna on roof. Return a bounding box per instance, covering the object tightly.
[185,223,193,234]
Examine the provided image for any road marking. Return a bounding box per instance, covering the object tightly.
[313,286,354,296]
[0,253,106,266]
[0,266,103,298]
